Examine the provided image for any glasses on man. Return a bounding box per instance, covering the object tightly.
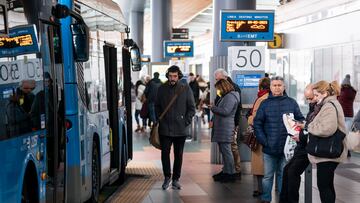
[305,97,314,101]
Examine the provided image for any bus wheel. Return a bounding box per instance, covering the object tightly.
[90,141,100,202]
[21,165,38,203]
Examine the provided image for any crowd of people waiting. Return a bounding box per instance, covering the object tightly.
[133,66,360,203]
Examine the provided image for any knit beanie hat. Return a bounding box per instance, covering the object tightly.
[342,74,351,86]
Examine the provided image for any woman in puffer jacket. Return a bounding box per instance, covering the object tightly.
[211,79,240,183]
[307,80,347,203]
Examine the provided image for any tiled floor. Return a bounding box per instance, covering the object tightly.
[118,125,360,203]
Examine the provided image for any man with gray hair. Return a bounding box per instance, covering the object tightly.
[253,76,304,203]
[212,68,243,180]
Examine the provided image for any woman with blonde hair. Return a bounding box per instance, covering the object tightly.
[307,80,347,203]
[211,79,240,182]
[247,77,270,197]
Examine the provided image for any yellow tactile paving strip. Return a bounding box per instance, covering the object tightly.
[106,161,162,203]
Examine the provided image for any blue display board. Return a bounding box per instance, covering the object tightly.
[235,73,262,88]
[164,40,194,58]
[220,10,275,41]
[0,24,39,57]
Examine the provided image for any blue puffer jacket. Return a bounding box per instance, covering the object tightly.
[253,92,304,156]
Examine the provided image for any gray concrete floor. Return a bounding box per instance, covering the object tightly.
[126,123,360,203]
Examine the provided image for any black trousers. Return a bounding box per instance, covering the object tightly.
[280,154,310,203]
[317,162,339,203]
[160,135,186,180]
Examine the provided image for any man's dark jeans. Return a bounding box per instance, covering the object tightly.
[280,154,309,203]
[160,135,186,180]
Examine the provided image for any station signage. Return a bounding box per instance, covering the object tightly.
[268,33,284,49]
[0,24,39,57]
[164,40,194,58]
[235,73,262,88]
[228,46,265,71]
[220,10,275,41]
[172,28,189,39]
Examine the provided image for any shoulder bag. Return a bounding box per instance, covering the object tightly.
[150,85,186,149]
[305,102,346,158]
[242,125,258,151]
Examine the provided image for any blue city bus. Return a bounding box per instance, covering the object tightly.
[0,0,140,202]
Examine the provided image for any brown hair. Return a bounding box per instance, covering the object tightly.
[259,77,270,90]
[313,80,340,96]
[215,79,234,94]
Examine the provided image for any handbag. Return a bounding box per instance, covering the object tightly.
[242,125,258,151]
[140,102,148,119]
[149,85,186,150]
[305,102,346,158]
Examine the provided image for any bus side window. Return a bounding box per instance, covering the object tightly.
[5,80,36,136]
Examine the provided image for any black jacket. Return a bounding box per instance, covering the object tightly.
[144,78,161,103]
[294,103,316,158]
[155,82,195,137]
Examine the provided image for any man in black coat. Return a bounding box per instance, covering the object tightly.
[155,65,195,190]
[213,68,242,179]
[189,72,200,105]
[280,84,316,203]
[144,72,162,124]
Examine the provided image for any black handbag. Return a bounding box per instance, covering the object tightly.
[305,102,346,158]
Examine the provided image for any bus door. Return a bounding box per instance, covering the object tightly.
[103,44,120,174]
[39,20,66,203]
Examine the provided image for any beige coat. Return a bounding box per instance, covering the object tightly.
[248,92,269,175]
[307,95,348,164]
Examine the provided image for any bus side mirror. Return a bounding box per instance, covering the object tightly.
[130,45,141,71]
[71,23,89,62]
[0,1,9,35]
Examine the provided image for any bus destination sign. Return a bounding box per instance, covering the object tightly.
[0,24,39,58]
[164,40,194,58]
[220,10,274,41]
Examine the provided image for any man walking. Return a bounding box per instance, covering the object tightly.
[155,65,195,190]
[213,69,242,179]
[254,76,304,203]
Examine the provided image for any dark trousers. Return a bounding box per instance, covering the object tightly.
[160,135,186,180]
[317,162,339,203]
[280,154,309,203]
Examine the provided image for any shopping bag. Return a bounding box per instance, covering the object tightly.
[284,135,297,161]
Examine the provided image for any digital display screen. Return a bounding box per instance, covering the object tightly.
[221,10,274,41]
[164,40,194,57]
[0,34,34,47]
[0,24,39,57]
[235,74,262,88]
[226,20,269,33]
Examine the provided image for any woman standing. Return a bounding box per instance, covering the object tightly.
[247,77,270,197]
[211,79,240,182]
[307,80,347,203]
[134,77,147,132]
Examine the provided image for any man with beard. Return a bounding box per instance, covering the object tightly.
[155,65,195,190]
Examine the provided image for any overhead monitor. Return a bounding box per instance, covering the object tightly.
[0,24,39,57]
[220,10,275,41]
[163,40,194,58]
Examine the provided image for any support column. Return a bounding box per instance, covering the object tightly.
[130,10,144,82]
[130,11,144,52]
[151,0,172,63]
[210,0,256,165]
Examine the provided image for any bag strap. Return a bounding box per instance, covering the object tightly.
[328,101,339,117]
[329,101,340,128]
[158,84,186,122]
